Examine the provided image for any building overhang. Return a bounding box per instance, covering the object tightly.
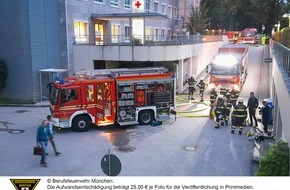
[91,12,168,21]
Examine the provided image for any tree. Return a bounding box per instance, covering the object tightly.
[188,3,210,34]
[0,58,8,91]
[201,0,286,35]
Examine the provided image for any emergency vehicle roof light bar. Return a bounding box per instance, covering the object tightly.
[75,67,169,77]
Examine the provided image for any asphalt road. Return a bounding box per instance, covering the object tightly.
[0,45,267,176]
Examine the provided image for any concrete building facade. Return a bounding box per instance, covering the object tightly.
[1,0,220,102]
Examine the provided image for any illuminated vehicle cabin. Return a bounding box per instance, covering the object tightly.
[206,44,249,93]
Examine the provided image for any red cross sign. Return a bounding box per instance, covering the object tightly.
[135,1,141,8]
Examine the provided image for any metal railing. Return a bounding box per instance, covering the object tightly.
[74,34,223,46]
[272,41,290,77]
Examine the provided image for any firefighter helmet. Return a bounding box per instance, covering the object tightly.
[217,95,224,104]
[238,99,244,104]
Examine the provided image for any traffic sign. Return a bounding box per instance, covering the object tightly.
[101,150,122,176]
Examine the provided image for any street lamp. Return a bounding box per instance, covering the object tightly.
[283,13,290,27]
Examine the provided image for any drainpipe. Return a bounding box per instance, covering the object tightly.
[65,0,70,72]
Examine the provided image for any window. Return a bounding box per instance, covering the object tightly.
[173,7,177,18]
[153,1,158,12]
[161,28,165,41]
[86,85,95,102]
[74,21,88,42]
[125,26,130,42]
[125,0,131,9]
[161,3,166,15]
[111,0,118,7]
[111,24,120,43]
[167,5,172,18]
[145,0,150,12]
[61,89,78,104]
[167,29,172,39]
[94,0,104,4]
[146,27,152,41]
[154,28,159,41]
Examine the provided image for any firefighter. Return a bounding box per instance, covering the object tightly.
[230,88,239,107]
[197,79,206,102]
[209,88,218,119]
[224,92,232,125]
[214,96,226,128]
[187,76,196,100]
[231,99,247,135]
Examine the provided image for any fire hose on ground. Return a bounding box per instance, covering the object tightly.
[175,95,211,118]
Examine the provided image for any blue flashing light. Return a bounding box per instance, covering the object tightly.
[55,76,64,84]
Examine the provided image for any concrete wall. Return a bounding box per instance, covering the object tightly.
[0,0,64,101]
[73,40,225,93]
[270,51,290,145]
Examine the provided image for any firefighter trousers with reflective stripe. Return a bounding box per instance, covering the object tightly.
[215,114,224,128]
[231,117,245,132]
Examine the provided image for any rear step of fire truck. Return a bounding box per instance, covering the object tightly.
[118,121,139,126]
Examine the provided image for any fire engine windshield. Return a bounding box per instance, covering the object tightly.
[211,64,239,75]
[49,86,59,105]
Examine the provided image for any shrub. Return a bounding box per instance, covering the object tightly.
[0,58,8,90]
[255,139,289,176]
[281,27,290,48]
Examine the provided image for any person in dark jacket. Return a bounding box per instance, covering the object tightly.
[214,96,226,128]
[187,76,196,100]
[259,100,270,133]
[231,99,247,135]
[209,88,218,119]
[36,120,50,167]
[196,79,206,102]
[247,92,259,126]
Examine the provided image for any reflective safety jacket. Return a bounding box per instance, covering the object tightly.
[215,103,225,116]
[210,90,218,102]
[187,77,196,87]
[225,101,232,111]
[197,81,206,91]
[233,104,247,118]
[230,92,239,102]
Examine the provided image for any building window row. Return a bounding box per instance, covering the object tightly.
[74,20,173,44]
[94,0,133,9]
[90,0,177,17]
[94,0,104,3]
[125,0,131,9]
[110,0,118,7]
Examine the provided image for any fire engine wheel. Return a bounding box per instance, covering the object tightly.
[72,115,91,132]
[138,110,154,125]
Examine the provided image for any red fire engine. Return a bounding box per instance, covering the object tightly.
[206,44,249,93]
[49,67,176,131]
[224,31,242,44]
[241,28,258,44]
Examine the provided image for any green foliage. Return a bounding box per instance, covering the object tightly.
[201,0,286,34]
[188,3,210,34]
[255,139,289,176]
[273,27,290,48]
[281,27,290,48]
[0,58,8,90]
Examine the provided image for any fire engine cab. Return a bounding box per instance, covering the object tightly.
[49,67,176,132]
